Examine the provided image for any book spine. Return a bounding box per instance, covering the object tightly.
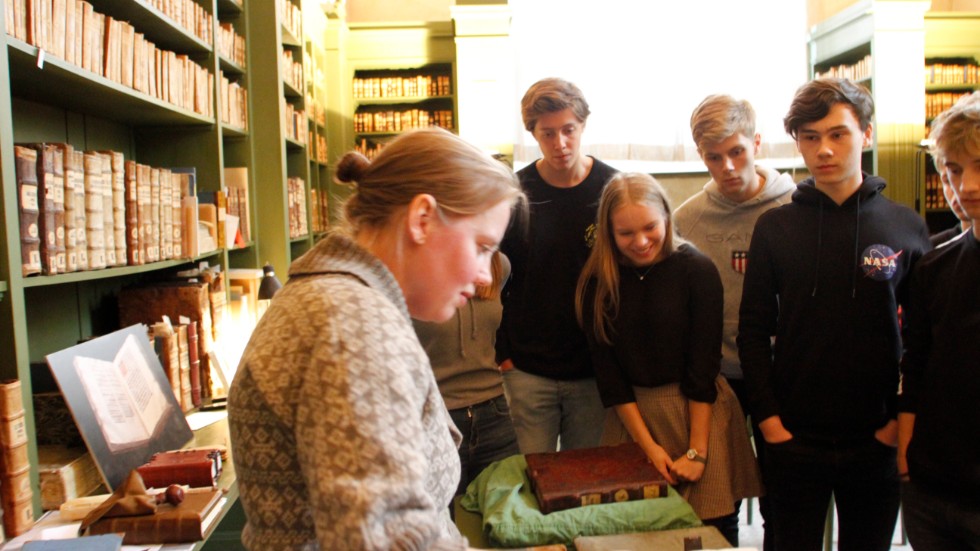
[50,145,67,274]
[61,144,79,272]
[137,461,215,489]
[187,321,201,407]
[88,513,203,544]
[82,152,106,270]
[30,143,59,275]
[73,150,89,271]
[124,160,140,265]
[98,152,115,267]
[14,145,41,277]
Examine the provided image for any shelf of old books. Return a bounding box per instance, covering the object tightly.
[6,40,214,127]
[86,0,213,54]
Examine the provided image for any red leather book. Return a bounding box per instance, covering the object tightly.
[136,449,221,489]
[85,488,222,544]
[524,442,668,514]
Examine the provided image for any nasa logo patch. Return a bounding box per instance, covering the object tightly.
[860,244,903,281]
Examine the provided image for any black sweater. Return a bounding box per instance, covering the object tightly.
[496,157,617,380]
[738,175,931,440]
[899,231,980,500]
[583,245,724,407]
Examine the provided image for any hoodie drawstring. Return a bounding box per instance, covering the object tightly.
[852,193,862,299]
[812,201,824,297]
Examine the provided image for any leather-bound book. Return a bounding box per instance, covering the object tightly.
[524,442,668,514]
[136,449,221,489]
[85,487,222,544]
[14,145,41,276]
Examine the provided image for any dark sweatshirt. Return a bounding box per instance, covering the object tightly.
[496,157,617,380]
[738,174,931,441]
[898,231,980,501]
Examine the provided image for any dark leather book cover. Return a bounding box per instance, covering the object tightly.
[14,145,41,276]
[525,442,668,514]
[136,448,221,489]
[186,321,201,407]
[86,488,222,544]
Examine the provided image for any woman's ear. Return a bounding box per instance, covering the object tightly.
[406,193,438,244]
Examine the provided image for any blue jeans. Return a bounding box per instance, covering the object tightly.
[448,394,520,496]
[763,434,900,551]
[903,480,980,551]
[501,368,604,454]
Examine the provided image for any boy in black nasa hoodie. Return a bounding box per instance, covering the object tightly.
[737,78,931,551]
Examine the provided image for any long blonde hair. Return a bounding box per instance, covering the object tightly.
[575,173,681,345]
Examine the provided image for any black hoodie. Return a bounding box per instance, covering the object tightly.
[738,174,931,441]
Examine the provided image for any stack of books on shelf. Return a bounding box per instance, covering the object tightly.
[353,108,453,133]
[924,172,948,210]
[217,22,246,68]
[310,188,329,233]
[3,0,214,117]
[352,73,452,99]
[224,167,251,244]
[281,49,303,90]
[12,143,209,277]
[37,445,102,511]
[0,379,35,537]
[924,58,979,86]
[815,53,873,82]
[282,100,308,144]
[926,91,972,123]
[277,0,302,40]
[219,72,249,131]
[287,176,308,238]
[146,0,213,45]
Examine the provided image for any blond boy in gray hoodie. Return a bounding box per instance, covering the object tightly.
[674,94,795,550]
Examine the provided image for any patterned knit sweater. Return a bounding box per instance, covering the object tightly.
[228,232,467,550]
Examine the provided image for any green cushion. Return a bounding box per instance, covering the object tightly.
[460,454,702,547]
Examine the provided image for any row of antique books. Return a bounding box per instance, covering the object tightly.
[353,108,454,134]
[217,21,246,69]
[923,172,949,210]
[924,61,980,86]
[219,71,248,131]
[352,74,453,99]
[3,0,214,117]
[13,144,248,278]
[925,91,973,122]
[281,48,304,92]
[283,100,309,144]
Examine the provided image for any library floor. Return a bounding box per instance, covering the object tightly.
[736,499,913,550]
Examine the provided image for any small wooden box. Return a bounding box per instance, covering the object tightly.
[38,445,104,510]
[0,413,27,448]
[0,380,23,418]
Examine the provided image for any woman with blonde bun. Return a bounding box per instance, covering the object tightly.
[229,127,524,550]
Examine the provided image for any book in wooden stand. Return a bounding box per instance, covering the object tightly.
[524,442,668,514]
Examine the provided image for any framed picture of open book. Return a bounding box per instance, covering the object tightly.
[46,323,193,490]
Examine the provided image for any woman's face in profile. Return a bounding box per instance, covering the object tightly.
[406,199,512,323]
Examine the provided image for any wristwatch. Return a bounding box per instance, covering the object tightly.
[686,449,707,464]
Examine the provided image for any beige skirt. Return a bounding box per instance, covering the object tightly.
[600,376,763,520]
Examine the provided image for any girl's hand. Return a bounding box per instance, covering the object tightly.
[644,444,677,485]
[670,455,706,482]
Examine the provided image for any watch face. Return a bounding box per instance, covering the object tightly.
[686,449,696,459]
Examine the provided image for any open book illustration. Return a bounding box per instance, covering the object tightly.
[73,333,172,453]
[47,324,193,490]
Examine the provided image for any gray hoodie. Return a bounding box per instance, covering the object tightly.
[674,165,796,379]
